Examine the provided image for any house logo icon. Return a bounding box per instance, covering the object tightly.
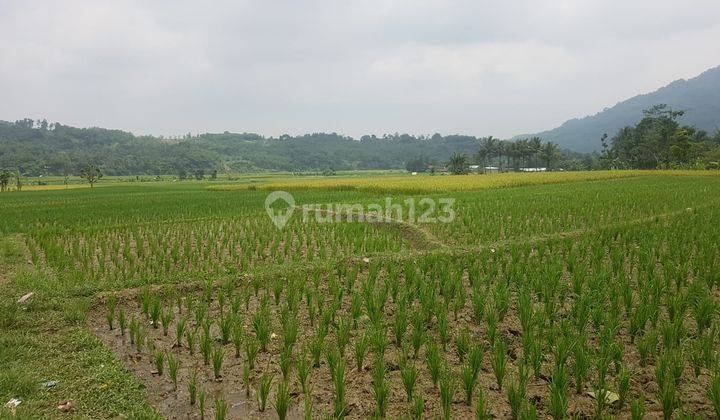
[264,191,295,230]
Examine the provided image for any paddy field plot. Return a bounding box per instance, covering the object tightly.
[1,172,720,419]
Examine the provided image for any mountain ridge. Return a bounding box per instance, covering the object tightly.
[514,65,720,152]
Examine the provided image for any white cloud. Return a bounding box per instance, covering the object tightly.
[0,0,718,138]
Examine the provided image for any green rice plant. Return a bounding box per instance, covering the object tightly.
[494,280,510,321]
[412,395,424,420]
[491,339,507,390]
[456,327,471,362]
[693,292,716,336]
[201,317,212,338]
[307,293,317,327]
[200,332,213,365]
[244,337,259,369]
[212,346,224,379]
[572,340,589,394]
[106,296,117,330]
[175,317,187,348]
[326,347,341,380]
[309,331,323,368]
[185,328,197,354]
[161,309,174,336]
[485,306,498,344]
[243,364,251,397]
[135,326,147,352]
[274,380,291,420]
[439,369,457,420]
[153,350,165,375]
[661,317,686,350]
[257,371,273,412]
[475,387,490,420]
[184,296,195,314]
[350,292,362,327]
[202,279,213,303]
[617,365,631,407]
[637,329,658,367]
[393,305,407,347]
[425,341,442,388]
[657,375,678,420]
[400,361,418,401]
[118,310,126,336]
[252,302,272,351]
[195,302,207,326]
[437,308,449,350]
[370,324,388,357]
[411,310,425,358]
[630,396,646,420]
[232,321,243,358]
[150,298,161,329]
[199,389,206,420]
[168,354,180,390]
[303,390,313,420]
[283,317,299,352]
[698,328,716,369]
[331,357,347,418]
[188,370,198,405]
[461,362,477,405]
[548,366,568,420]
[528,338,543,380]
[471,286,486,325]
[139,287,151,316]
[453,285,466,320]
[219,315,233,345]
[371,357,389,418]
[551,332,572,372]
[507,365,528,420]
[518,289,533,335]
[273,278,283,305]
[279,346,293,380]
[629,304,648,342]
[231,295,242,316]
[296,351,310,394]
[354,332,369,371]
[707,370,720,418]
[335,316,351,355]
[468,344,484,381]
[214,394,228,420]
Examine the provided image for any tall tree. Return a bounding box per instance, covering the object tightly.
[448,153,469,175]
[80,164,103,187]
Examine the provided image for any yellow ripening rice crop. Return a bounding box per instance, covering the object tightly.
[208,170,720,194]
[16,184,92,191]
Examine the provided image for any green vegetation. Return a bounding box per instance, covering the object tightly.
[601,104,720,169]
[1,173,719,418]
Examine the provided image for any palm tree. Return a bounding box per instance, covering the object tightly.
[528,137,543,167]
[448,153,469,175]
[540,142,561,170]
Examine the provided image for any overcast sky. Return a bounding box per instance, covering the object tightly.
[1,1,719,139]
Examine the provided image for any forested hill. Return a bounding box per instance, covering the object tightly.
[0,120,483,175]
[515,65,720,152]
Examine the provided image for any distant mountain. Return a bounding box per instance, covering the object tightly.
[515,66,720,152]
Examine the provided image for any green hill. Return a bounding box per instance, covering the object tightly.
[516,65,720,152]
[0,120,483,176]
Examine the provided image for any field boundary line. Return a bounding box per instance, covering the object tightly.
[354,202,714,262]
[294,205,446,250]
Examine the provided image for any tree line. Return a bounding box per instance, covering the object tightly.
[1,105,717,180]
[599,105,720,169]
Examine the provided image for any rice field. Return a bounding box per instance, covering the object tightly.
[2,171,720,419]
[209,170,720,194]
